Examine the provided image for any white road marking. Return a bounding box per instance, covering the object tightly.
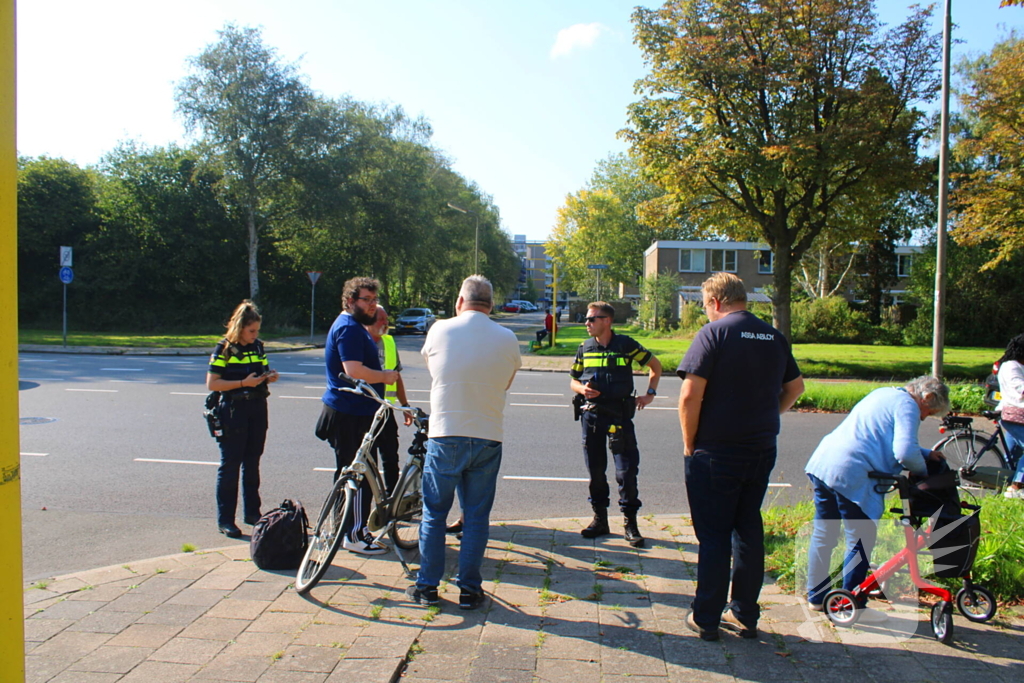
[278,395,322,400]
[275,371,306,375]
[409,400,430,405]
[109,379,158,384]
[504,475,589,482]
[644,406,677,411]
[66,388,118,393]
[511,392,564,396]
[407,389,431,393]
[303,386,327,389]
[20,359,57,362]
[19,378,65,381]
[101,368,144,372]
[170,392,208,396]
[767,483,792,488]
[313,467,334,472]
[156,361,197,364]
[298,363,324,366]
[21,452,48,457]
[510,403,568,408]
[134,458,219,466]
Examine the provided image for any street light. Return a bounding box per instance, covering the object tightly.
[447,202,479,274]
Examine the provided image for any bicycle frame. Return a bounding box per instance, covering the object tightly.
[333,373,427,572]
[936,414,1013,489]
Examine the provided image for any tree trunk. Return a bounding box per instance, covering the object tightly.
[247,209,260,302]
[772,247,793,342]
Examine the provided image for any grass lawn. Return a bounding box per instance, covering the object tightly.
[543,324,998,381]
[19,330,230,348]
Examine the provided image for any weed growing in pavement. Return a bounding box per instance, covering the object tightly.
[535,631,547,648]
[271,651,284,661]
[155,568,168,574]
[594,559,611,569]
[122,564,138,574]
[30,580,50,590]
[181,543,197,553]
[407,642,425,660]
[422,606,440,622]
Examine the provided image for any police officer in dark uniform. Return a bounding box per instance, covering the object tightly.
[570,301,662,547]
[206,300,279,538]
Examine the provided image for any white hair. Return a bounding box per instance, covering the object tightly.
[459,275,492,307]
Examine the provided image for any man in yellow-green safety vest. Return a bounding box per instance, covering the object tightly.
[364,306,412,494]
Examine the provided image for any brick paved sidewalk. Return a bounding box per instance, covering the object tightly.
[23,515,1024,683]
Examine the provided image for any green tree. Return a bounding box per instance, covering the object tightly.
[951,36,1024,268]
[625,0,941,339]
[17,156,101,324]
[176,24,315,302]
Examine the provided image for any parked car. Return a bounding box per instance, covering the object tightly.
[984,359,1001,408]
[501,303,521,313]
[510,300,537,311]
[394,308,436,335]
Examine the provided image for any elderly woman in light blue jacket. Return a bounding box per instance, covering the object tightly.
[804,376,950,616]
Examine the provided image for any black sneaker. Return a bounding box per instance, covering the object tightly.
[405,584,439,606]
[218,524,242,539]
[459,588,486,611]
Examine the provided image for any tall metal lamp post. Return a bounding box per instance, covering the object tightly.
[932,0,953,378]
[447,202,479,274]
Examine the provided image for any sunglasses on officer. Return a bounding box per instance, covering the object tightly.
[584,315,609,323]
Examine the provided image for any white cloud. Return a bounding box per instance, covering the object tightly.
[550,23,607,60]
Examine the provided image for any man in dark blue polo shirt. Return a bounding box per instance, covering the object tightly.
[315,276,399,555]
[677,273,804,641]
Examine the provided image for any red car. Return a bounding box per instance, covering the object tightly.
[501,303,521,313]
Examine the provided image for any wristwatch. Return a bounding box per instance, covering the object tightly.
[646,388,657,396]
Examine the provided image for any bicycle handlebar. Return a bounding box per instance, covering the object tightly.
[335,372,428,426]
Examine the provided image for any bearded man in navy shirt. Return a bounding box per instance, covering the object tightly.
[315,276,399,555]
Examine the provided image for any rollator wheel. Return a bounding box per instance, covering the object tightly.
[955,586,997,623]
[931,601,954,644]
[823,589,860,628]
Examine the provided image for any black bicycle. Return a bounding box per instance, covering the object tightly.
[295,373,428,594]
[933,411,1015,492]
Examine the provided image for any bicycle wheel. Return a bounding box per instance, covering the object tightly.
[955,585,997,623]
[935,434,1007,491]
[295,476,355,594]
[388,462,422,551]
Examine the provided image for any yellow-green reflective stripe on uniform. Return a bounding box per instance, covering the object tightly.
[581,352,631,368]
[382,334,398,404]
[209,352,268,369]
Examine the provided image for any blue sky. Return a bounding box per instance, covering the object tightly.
[17,1,1024,241]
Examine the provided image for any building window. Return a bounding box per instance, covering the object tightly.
[757,251,773,274]
[679,249,706,272]
[710,249,737,273]
[897,254,913,277]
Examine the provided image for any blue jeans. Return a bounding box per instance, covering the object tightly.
[806,473,878,606]
[685,446,776,629]
[999,420,1024,484]
[417,437,503,593]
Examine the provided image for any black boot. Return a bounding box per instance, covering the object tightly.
[623,512,645,548]
[581,508,610,539]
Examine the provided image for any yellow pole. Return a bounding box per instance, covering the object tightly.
[0,1,25,680]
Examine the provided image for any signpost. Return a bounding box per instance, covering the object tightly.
[59,248,74,348]
[307,271,322,342]
[587,264,608,302]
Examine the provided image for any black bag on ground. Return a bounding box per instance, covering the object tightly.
[250,499,309,570]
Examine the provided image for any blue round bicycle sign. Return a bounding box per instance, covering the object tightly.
[59,267,74,284]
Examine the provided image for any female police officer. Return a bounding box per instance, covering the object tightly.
[206,300,279,538]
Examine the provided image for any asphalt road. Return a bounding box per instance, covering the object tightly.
[17,320,950,580]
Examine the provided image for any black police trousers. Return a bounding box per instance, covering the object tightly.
[216,397,267,526]
[580,408,641,513]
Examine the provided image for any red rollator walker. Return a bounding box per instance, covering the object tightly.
[821,465,996,643]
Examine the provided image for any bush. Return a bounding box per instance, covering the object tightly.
[949,384,987,414]
[791,297,872,344]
